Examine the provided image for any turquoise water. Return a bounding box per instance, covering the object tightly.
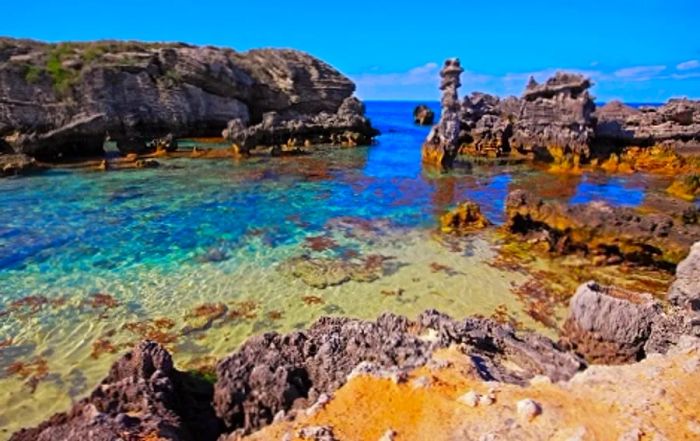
[0,101,658,436]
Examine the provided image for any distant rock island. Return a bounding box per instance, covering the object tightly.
[0,38,377,162]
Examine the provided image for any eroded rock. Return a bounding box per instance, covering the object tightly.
[668,241,700,310]
[439,201,491,234]
[504,189,700,268]
[213,310,584,433]
[422,59,463,168]
[561,281,662,363]
[10,341,222,441]
[0,153,45,177]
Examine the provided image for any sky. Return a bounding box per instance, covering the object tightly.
[2,0,699,102]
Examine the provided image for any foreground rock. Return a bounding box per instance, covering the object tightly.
[214,310,583,434]
[413,104,435,125]
[244,336,700,441]
[10,341,222,441]
[0,38,376,160]
[13,311,583,440]
[561,281,661,363]
[504,189,700,268]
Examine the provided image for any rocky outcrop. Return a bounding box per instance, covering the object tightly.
[213,310,583,434]
[561,281,662,363]
[413,104,435,125]
[504,189,700,268]
[422,59,464,168]
[668,241,700,310]
[0,152,45,176]
[595,99,700,152]
[510,73,596,158]
[9,340,222,441]
[439,200,491,234]
[561,279,700,364]
[222,96,377,155]
[459,92,514,157]
[0,38,376,160]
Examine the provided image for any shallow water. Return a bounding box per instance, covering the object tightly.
[0,101,670,437]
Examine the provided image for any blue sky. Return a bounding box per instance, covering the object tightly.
[3,0,699,102]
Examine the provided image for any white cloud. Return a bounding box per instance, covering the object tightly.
[613,65,666,81]
[677,60,700,71]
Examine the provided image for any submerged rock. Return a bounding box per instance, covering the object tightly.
[439,201,490,234]
[413,104,435,125]
[280,254,392,288]
[504,189,700,268]
[0,39,376,160]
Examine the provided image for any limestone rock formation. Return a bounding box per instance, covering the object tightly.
[668,241,700,310]
[222,97,377,154]
[422,59,463,168]
[596,99,700,153]
[459,92,513,157]
[561,281,662,363]
[213,310,583,434]
[510,73,596,158]
[504,189,700,268]
[413,104,435,125]
[9,341,222,441]
[439,200,491,234]
[0,38,376,160]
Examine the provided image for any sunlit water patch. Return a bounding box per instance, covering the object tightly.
[0,101,669,437]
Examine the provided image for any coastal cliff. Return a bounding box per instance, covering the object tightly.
[0,38,376,160]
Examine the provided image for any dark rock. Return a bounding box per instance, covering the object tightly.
[504,189,700,268]
[459,92,513,157]
[0,153,45,176]
[422,58,464,168]
[668,241,700,310]
[413,104,435,125]
[213,310,583,433]
[10,341,222,441]
[222,97,377,154]
[0,39,375,160]
[561,281,661,364]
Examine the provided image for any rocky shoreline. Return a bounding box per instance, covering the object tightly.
[10,237,699,440]
[0,38,377,170]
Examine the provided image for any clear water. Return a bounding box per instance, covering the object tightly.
[0,101,659,437]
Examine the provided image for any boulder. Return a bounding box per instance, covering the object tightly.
[561,281,662,363]
[668,241,700,310]
[439,201,491,234]
[413,104,435,125]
